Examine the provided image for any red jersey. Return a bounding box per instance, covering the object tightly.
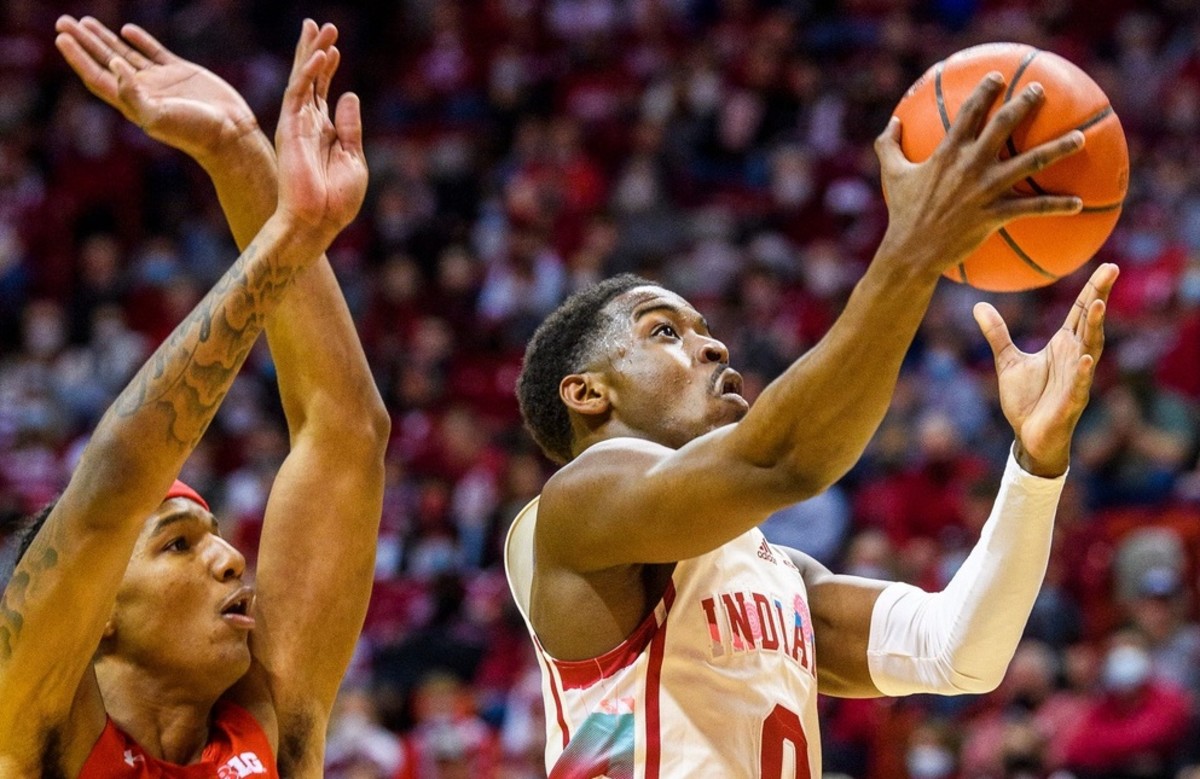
[80,700,278,779]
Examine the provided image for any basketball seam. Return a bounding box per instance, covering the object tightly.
[1075,105,1114,132]
[1003,47,1042,103]
[1022,104,1119,198]
[997,228,1059,279]
[1004,48,1047,195]
[934,62,951,132]
[933,61,963,282]
[933,46,1114,288]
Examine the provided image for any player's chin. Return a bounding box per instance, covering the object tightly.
[713,393,750,423]
[217,639,254,675]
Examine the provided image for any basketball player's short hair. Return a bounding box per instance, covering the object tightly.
[517,273,659,464]
[5,498,57,575]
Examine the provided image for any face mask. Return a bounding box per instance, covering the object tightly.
[1102,645,1151,692]
[906,744,955,779]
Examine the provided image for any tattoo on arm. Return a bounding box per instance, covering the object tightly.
[108,241,299,450]
[0,233,303,666]
[0,525,61,662]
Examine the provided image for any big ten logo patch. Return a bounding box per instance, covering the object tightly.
[217,752,267,779]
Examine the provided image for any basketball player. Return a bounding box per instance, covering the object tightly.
[0,19,385,777]
[505,74,1120,776]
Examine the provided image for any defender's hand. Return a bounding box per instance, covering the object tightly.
[974,263,1119,477]
[55,15,262,164]
[274,20,367,239]
[876,74,1087,279]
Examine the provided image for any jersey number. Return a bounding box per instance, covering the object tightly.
[760,704,810,778]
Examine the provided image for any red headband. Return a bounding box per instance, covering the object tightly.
[165,479,210,512]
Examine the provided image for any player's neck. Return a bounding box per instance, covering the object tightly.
[94,660,221,764]
[571,418,666,458]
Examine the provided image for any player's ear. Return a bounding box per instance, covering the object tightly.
[560,372,610,418]
[98,612,118,651]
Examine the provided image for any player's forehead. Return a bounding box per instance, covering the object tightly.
[138,496,218,540]
[606,286,702,325]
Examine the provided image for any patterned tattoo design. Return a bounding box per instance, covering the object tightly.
[0,231,302,661]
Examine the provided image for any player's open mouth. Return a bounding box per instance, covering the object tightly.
[715,368,744,398]
[219,586,256,629]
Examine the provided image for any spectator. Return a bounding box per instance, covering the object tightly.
[1061,637,1193,779]
[1126,566,1200,697]
[1076,369,1197,509]
[326,687,408,779]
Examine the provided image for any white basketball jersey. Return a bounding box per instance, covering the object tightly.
[505,496,822,778]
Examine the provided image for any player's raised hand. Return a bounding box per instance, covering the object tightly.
[54,15,264,164]
[973,263,1119,476]
[274,20,367,240]
[875,75,1086,277]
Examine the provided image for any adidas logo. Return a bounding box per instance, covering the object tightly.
[757,539,776,564]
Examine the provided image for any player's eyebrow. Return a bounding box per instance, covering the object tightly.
[632,301,711,333]
[152,509,220,536]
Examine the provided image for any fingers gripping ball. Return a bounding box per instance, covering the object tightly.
[893,43,1128,292]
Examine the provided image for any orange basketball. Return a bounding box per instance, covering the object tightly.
[892,42,1128,292]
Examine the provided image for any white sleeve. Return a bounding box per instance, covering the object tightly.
[866,446,1066,696]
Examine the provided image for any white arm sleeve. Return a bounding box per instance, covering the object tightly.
[866,446,1066,696]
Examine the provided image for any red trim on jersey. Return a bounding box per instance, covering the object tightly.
[550,590,666,691]
[644,581,676,779]
[80,699,277,777]
[537,643,571,750]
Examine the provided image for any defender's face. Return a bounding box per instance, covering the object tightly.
[597,286,748,448]
[107,498,254,683]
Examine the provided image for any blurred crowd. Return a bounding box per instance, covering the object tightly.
[1,0,1199,777]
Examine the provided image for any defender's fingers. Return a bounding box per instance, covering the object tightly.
[315,46,340,104]
[292,19,320,71]
[316,22,339,50]
[976,82,1045,154]
[292,20,336,70]
[283,50,326,108]
[56,15,117,69]
[108,55,139,95]
[334,92,363,156]
[81,17,150,70]
[55,33,119,102]
[946,73,1005,144]
[119,23,177,65]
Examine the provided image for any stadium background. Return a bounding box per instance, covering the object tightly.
[1,0,1199,776]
